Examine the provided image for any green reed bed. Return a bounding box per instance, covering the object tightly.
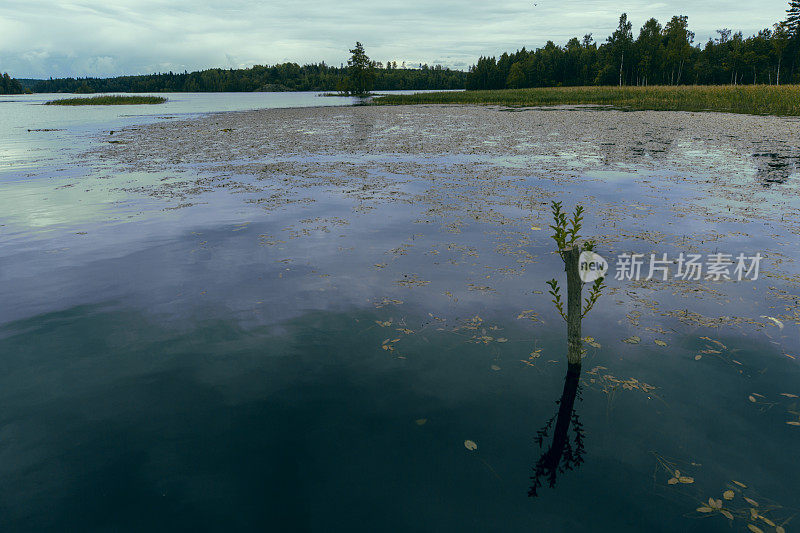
[45,95,167,105]
[373,85,800,116]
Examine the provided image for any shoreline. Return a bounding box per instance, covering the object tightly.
[372,85,800,117]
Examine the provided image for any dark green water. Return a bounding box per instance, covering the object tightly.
[1,98,799,531]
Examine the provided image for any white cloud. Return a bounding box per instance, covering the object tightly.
[0,0,791,78]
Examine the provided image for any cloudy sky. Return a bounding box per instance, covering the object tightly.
[0,0,791,78]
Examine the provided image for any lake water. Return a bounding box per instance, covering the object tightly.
[1,93,799,532]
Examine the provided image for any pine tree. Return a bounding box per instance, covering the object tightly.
[787,0,800,35]
[345,42,375,96]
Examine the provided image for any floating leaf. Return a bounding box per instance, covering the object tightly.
[747,525,764,533]
[723,490,734,500]
[678,476,694,484]
[696,507,714,513]
[654,339,667,346]
[760,516,776,527]
[490,364,501,371]
[415,418,427,426]
[761,316,784,330]
[780,393,799,398]
[744,497,759,507]
[464,440,477,451]
[709,498,723,509]
[720,509,734,520]
[749,395,757,403]
[623,336,641,344]
[583,336,602,348]
[776,526,786,533]
[496,338,508,343]
[733,480,747,488]
[667,477,679,485]
[531,225,542,231]
[787,421,800,426]
[695,354,703,360]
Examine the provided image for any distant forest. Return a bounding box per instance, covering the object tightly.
[29,63,466,93]
[2,1,799,95]
[468,3,800,89]
[0,73,24,94]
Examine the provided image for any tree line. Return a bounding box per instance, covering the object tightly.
[467,3,800,89]
[0,73,24,94]
[7,0,800,94]
[29,60,466,94]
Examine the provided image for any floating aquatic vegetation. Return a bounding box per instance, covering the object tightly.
[583,336,601,348]
[585,366,656,395]
[516,309,541,323]
[373,297,403,308]
[394,274,431,287]
[654,454,793,532]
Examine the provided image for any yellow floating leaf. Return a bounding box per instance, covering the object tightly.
[415,418,427,426]
[749,395,757,403]
[761,316,784,330]
[696,507,714,513]
[678,476,694,484]
[709,498,723,509]
[733,480,747,488]
[654,339,667,346]
[720,509,734,520]
[667,477,678,485]
[723,490,734,500]
[744,497,759,507]
[464,440,478,451]
[695,354,703,360]
[776,526,785,533]
[623,336,641,344]
[751,509,759,520]
[760,516,776,527]
[531,225,542,231]
[788,421,800,426]
[490,364,501,371]
[780,393,799,398]
[747,525,764,533]
[497,338,508,343]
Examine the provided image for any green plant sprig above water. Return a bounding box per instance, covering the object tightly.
[581,277,605,318]
[543,201,607,367]
[546,201,605,323]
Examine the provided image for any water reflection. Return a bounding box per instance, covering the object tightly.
[529,363,585,497]
[753,152,799,185]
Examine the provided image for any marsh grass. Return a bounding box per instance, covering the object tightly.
[45,95,167,106]
[372,85,800,116]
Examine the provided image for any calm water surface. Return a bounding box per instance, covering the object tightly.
[0,93,798,531]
